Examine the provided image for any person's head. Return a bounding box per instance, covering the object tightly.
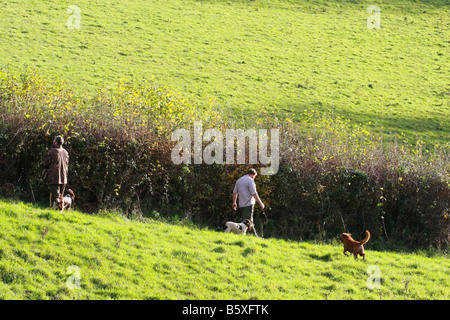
[53,136,64,147]
[246,168,257,179]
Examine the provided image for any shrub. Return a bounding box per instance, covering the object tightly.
[273,112,449,250]
[0,71,448,251]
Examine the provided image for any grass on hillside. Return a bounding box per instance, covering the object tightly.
[0,0,448,147]
[0,200,448,300]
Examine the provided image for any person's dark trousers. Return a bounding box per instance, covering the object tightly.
[239,205,254,223]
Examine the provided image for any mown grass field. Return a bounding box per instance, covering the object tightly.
[0,0,448,146]
[0,0,448,302]
[0,200,448,300]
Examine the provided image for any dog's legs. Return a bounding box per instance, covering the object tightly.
[60,203,68,213]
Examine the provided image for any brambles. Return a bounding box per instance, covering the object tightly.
[0,71,448,250]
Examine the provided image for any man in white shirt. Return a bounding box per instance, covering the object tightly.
[232,168,264,223]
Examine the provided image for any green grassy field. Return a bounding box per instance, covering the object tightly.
[0,200,448,300]
[0,0,448,146]
[0,0,448,301]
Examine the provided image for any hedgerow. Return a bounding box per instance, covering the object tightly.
[0,71,448,251]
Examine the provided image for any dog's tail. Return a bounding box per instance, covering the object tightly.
[67,189,75,201]
[359,230,370,245]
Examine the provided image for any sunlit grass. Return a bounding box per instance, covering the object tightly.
[0,0,448,146]
[0,200,448,300]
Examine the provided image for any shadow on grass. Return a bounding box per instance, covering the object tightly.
[256,100,449,148]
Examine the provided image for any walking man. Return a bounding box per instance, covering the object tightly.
[43,136,69,208]
[232,168,264,223]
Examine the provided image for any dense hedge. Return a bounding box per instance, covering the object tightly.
[1,71,448,251]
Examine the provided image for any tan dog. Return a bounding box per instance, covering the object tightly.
[340,230,370,260]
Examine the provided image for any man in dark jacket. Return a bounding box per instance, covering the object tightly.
[43,136,69,208]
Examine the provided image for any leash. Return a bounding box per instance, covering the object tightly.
[252,206,270,239]
[252,225,261,239]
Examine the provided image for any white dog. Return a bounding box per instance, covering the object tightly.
[223,219,252,235]
[54,189,75,212]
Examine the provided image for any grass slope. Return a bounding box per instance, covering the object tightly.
[0,0,448,145]
[0,200,448,300]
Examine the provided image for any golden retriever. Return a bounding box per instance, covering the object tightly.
[340,230,370,260]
